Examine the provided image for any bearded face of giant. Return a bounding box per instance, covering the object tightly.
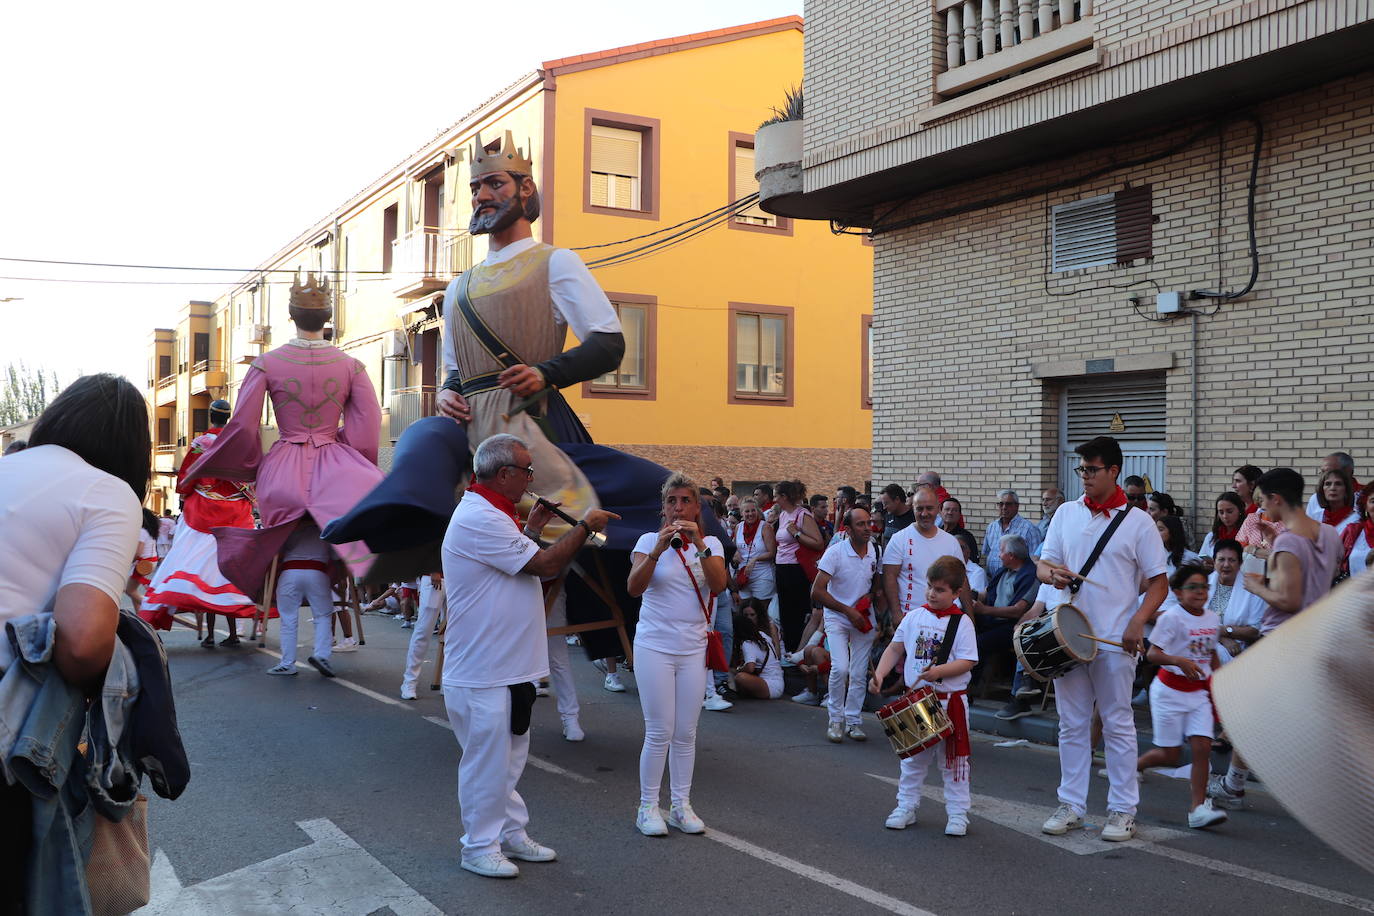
[469,171,540,235]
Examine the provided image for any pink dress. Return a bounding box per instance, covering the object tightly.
[183,339,383,598]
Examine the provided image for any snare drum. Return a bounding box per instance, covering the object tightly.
[876,686,954,759]
[1012,602,1098,683]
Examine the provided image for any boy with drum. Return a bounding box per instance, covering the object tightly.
[869,556,978,836]
[1134,565,1228,829]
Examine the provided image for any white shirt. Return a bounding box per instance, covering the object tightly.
[442,237,621,375]
[893,606,978,692]
[633,533,725,656]
[1350,533,1374,577]
[1040,501,1168,655]
[741,634,783,692]
[816,537,878,622]
[965,562,988,597]
[0,445,140,624]
[440,491,546,688]
[1035,581,1069,611]
[882,525,963,615]
[1151,605,1220,679]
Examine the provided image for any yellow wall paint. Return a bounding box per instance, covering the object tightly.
[551,28,872,450]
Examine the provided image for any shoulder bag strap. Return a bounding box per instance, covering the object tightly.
[1069,506,1132,595]
[673,548,714,624]
[453,270,524,371]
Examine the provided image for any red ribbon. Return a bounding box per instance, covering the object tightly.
[941,689,971,781]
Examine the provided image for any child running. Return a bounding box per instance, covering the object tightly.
[1135,565,1227,829]
[870,555,978,836]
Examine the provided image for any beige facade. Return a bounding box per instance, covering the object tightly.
[762,0,1374,540]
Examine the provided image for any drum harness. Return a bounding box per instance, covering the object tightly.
[1066,507,1132,597]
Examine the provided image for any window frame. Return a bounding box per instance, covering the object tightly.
[583,109,660,221]
[726,132,792,237]
[582,292,657,401]
[727,302,794,407]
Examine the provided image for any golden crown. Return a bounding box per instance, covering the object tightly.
[469,130,534,180]
[289,272,331,310]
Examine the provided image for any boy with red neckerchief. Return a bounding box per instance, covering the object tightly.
[869,555,978,837]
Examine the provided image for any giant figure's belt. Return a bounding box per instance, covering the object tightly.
[460,372,503,397]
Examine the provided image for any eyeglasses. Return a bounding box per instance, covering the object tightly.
[503,464,535,478]
[1073,465,1107,478]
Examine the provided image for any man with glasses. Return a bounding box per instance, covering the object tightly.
[882,487,961,627]
[1122,475,1149,511]
[982,490,1043,577]
[1037,488,1064,537]
[1037,436,1168,842]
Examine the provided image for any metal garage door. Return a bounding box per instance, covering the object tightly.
[1060,375,1167,500]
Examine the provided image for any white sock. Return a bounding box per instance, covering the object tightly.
[1225,764,1248,792]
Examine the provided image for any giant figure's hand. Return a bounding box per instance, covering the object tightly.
[436,389,472,422]
[499,364,546,398]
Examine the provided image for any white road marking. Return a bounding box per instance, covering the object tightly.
[706,829,937,916]
[865,772,1185,855]
[136,818,442,915]
[422,715,595,784]
[257,646,411,708]
[867,773,1374,911]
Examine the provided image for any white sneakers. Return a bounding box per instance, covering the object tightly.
[846,724,867,742]
[702,692,732,711]
[790,689,821,706]
[399,683,417,701]
[1042,804,1084,835]
[333,637,359,653]
[944,813,969,837]
[460,852,519,879]
[636,803,669,837]
[1208,774,1246,809]
[1101,811,1136,842]
[603,672,627,693]
[885,806,917,830]
[667,801,706,834]
[500,832,557,862]
[827,722,845,743]
[562,718,585,742]
[266,663,297,676]
[1188,798,1228,829]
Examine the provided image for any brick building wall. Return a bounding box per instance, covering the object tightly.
[610,444,872,499]
[869,71,1373,543]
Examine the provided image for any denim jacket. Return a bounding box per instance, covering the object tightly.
[1,612,141,916]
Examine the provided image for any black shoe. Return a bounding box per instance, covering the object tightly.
[308,656,336,678]
[996,698,1032,721]
[219,634,241,648]
[201,635,216,649]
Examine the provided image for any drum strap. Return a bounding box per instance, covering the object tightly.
[1069,508,1131,595]
[933,615,961,670]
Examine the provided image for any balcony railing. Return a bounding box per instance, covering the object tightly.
[190,360,227,395]
[154,375,177,407]
[388,386,435,440]
[392,227,472,298]
[937,0,1094,96]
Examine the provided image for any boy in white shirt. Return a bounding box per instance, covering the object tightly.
[869,556,979,837]
[1136,565,1227,829]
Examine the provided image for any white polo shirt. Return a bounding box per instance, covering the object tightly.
[894,606,978,692]
[633,533,725,656]
[817,536,878,626]
[1040,501,1167,654]
[440,491,546,688]
[881,524,963,615]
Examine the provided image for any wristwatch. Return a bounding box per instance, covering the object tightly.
[696,547,713,559]
[1224,625,1235,636]
[577,519,593,536]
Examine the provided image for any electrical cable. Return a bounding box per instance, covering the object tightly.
[1189,115,1262,301]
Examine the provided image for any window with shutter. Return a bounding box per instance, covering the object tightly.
[590,125,642,210]
[1051,186,1154,272]
[730,306,792,403]
[732,143,774,226]
[593,303,648,389]
[1059,374,1167,499]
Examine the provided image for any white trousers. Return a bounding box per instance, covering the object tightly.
[824,611,876,725]
[895,694,970,815]
[400,579,444,692]
[276,568,334,667]
[635,644,707,806]
[444,685,531,859]
[545,590,579,722]
[1055,650,1138,815]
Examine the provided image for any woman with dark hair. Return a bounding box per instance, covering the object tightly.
[731,601,784,699]
[1313,467,1358,539]
[0,374,148,905]
[1156,516,1200,574]
[1232,465,1263,514]
[1199,492,1246,559]
[772,479,825,652]
[1147,491,1181,522]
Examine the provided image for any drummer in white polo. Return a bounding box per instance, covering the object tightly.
[811,506,880,743]
[1037,436,1168,842]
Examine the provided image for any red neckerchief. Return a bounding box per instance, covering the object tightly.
[761,499,774,511]
[206,426,223,437]
[1364,518,1374,548]
[1084,486,1128,517]
[741,520,761,546]
[1323,504,1355,527]
[1216,524,1239,541]
[468,483,521,532]
[1244,503,1259,515]
[923,602,961,620]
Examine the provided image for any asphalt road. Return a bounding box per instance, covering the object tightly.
[138,615,1374,915]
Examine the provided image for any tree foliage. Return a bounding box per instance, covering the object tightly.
[0,362,61,426]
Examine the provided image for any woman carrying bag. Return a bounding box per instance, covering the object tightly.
[627,473,727,837]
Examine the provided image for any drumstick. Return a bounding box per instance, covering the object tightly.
[1079,633,1128,649]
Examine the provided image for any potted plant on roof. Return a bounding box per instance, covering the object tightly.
[753,86,803,209]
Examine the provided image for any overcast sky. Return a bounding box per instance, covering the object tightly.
[0,0,800,391]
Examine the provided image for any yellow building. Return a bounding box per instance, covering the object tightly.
[143,17,873,511]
